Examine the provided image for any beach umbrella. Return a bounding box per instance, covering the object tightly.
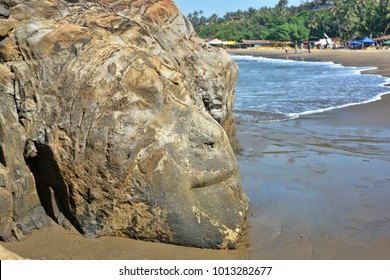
[383,40,390,45]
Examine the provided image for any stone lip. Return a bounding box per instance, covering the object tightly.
[0,0,248,249]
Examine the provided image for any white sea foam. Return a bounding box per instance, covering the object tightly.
[232,55,390,122]
[288,91,390,119]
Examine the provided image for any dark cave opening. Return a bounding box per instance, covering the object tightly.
[0,145,6,167]
[25,143,81,232]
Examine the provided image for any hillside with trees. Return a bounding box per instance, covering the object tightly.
[186,0,390,43]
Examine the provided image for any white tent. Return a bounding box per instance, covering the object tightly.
[314,38,334,48]
[208,38,225,45]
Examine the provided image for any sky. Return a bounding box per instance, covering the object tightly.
[173,0,307,17]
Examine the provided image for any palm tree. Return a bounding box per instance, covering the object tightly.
[276,0,289,14]
[330,0,344,39]
[306,11,319,37]
[208,14,219,25]
[385,0,390,34]
[318,10,332,32]
[224,12,235,22]
[234,10,245,21]
[247,7,257,19]
[330,0,356,41]
[277,0,289,8]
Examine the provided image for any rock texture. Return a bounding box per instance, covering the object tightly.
[0,0,248,248]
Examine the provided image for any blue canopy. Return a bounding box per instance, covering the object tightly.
[350,41,362,45]
[359,37,375,43]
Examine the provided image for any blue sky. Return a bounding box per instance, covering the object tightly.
[173,0,307,17]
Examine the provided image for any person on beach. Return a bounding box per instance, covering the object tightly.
[307,42,311,53]
[300,43,303,53]
[285,46,288,54]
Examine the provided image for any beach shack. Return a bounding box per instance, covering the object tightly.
[242,40,271,49]
[374,35,390,49]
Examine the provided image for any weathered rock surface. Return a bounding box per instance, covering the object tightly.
[0,0,248,248]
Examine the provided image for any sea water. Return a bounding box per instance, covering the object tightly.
[232,55,390,122]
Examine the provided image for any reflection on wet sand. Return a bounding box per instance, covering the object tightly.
[237,98,390,259]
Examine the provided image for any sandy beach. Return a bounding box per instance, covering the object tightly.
[2,49,390,259]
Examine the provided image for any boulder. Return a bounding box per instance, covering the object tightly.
[0,0,248,249]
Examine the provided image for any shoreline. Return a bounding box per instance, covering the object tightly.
[228,48,390,78]
[233,48,390,259]
[228,48,390,125]
[2,48,390,260]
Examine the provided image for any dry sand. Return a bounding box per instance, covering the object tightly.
[2,49,390,260]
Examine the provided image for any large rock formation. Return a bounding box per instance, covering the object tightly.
[0,0,248,249]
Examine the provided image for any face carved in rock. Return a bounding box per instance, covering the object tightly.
[128,103,248,248]
[99,50,249,248]
[7,14,248,249]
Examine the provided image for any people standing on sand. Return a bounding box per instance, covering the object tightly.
[307,42,311,53]
[300,43,303,53]
[285,46,288,54]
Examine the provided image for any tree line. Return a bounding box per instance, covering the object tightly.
[186,0,390,43]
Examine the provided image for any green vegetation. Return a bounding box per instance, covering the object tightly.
[186,0,390,43]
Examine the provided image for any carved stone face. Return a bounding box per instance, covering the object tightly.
[127,102,248,248]
[1,0,248,248]
[60,48,249,248]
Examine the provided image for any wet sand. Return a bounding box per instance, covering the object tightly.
[237,97,390,259]
[3,49,390,259]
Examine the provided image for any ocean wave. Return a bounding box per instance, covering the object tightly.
[287,91,390,119]
[234,109,290,122]
[230,54,335,66]
[232,54,390,123]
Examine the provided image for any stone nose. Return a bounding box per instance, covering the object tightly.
[186,129,238,189]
